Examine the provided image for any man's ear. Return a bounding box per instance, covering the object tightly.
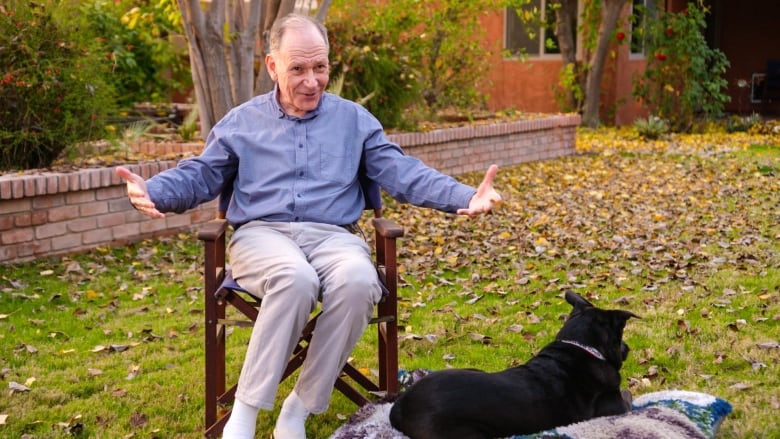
[265,54,277,82]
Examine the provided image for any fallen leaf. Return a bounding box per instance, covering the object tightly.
[9,381,31,393]
[129,412,147,428]
[729,382,752,391]
[468,332,492,344]
[507,324,524,333]
[756,341,780,349]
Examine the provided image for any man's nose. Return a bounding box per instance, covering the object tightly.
[302,70,317,86]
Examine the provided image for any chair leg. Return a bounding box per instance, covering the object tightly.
[205,292,227,437]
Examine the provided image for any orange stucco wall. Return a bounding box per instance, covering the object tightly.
[480,8,648,125]
[481,12,562,115]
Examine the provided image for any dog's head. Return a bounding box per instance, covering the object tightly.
[555,291,640,370]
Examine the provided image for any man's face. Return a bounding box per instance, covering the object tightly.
[266,24,329,118]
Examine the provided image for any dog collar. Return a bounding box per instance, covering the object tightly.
[560,339,606,361]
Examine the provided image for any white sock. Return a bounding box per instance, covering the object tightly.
[273,391,309,439]
[222,399,259,439]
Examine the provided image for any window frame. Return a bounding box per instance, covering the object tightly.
[629,0,656,59]
[504,0,583,60]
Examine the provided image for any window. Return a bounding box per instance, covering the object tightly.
[630,0,656,55]
[505,1,579,58]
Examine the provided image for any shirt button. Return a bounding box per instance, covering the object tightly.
[297,194,302,198]
[298,144,303,149]
[298,171,304,177]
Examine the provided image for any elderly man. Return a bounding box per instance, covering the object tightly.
[116,13,501,439]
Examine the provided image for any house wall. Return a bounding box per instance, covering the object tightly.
[483,1,780,120]
[710,0,780,114]
[481,7,648,126]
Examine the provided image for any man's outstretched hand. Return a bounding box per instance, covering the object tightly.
[457,164,502,216]
[116,166,165,218]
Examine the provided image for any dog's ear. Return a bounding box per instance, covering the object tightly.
[610,310,641,328]
[564,290,594,310]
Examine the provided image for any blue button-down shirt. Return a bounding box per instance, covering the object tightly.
[146,89,476,226]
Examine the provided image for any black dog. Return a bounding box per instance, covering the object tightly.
[389,291,640,439]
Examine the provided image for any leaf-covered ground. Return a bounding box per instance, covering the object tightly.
[1,127,778,438]
[364,127,780,438]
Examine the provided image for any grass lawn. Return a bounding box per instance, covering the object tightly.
[1,127,779,438]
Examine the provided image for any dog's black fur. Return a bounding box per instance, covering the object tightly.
[389,291,640,439]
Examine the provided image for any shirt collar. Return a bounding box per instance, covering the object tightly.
[271,84,323,121]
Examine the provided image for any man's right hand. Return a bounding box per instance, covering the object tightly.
[116,166,165,218]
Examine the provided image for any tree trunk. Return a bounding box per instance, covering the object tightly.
[551,0,579,110]
[177,0,302,138]
[254,0,298,95]
[581,0,628,127]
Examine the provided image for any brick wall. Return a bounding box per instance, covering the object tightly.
[0,114,580,264]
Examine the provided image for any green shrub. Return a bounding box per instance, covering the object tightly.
[633,115,669,140]
[329,0,498,128]
[632,2,730,132]
[0,0,116,171]
[82,0,191,108]
[327,18,422,130]
[725,113,762,133]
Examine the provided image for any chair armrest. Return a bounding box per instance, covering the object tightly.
[371,217,404,239]
[198,218,229,242]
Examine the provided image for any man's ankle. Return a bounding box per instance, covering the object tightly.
[222,399,259,439]
[272,391,308,439]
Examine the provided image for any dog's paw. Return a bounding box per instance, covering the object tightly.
[621,389,633,407]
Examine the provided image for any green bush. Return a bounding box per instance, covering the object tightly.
[633,115,669,140]
[329,0,498,128]
[327,18,422,130]
[82,0,191,108]
[632,2,730,132]
[0,0,116,171]
[725,113,762,133]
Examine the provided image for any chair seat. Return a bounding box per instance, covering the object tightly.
[220,269,247,294]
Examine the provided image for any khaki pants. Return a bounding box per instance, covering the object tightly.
[228,221,382,414]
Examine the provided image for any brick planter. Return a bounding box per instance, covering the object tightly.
[0,114,580,264]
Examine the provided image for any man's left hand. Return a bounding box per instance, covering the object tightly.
[457,164,502,216]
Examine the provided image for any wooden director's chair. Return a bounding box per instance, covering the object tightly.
[198,174,403,437]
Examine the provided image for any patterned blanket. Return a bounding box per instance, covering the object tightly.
[329,387,732,439]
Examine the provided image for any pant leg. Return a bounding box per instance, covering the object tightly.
[228,221,320,410]
[292,223,383,414]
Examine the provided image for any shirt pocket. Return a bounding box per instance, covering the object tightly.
[319,143,354,185]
